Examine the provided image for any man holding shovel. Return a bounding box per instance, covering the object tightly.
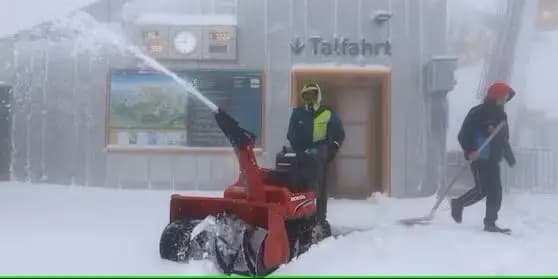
[451,81,517,233]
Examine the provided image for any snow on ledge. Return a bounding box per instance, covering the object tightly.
[292,63,391,72]
[134,13,237,26]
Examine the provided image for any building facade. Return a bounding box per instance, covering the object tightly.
[0,0,456,198]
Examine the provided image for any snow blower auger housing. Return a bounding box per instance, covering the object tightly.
[159,108,330,276]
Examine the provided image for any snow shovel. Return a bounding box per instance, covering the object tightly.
[398,120,507,226]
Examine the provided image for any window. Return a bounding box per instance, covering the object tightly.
[106,69,263,149]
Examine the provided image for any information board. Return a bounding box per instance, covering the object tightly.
[108,69,263,148]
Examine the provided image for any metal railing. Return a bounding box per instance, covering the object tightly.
[501,147,558,193]
[446,147,558,194]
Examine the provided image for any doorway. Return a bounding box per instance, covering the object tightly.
[291,67,390,198]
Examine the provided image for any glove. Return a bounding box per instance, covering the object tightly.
[505,155,516,168]
[503,142,516,167]
[327,141,340,161]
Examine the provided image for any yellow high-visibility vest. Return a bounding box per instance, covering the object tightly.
[313,109,332,142]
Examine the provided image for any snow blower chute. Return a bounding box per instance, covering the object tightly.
[159,108,331,276]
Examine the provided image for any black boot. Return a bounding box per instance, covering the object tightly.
[484,223,511,234]
[451,199,463,224]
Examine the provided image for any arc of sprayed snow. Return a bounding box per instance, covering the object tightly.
[47,11,219,113]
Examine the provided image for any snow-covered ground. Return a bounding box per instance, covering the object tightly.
[1,182,557,275]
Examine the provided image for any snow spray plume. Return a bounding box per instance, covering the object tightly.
[34,11,218,112]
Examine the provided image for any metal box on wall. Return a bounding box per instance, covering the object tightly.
[425,56,458,93]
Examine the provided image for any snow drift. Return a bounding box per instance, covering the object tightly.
[1,182,557,275]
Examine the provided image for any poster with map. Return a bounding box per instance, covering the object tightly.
[107,69,263,148]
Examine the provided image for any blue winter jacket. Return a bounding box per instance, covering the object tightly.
[458,101,515,165]
[287,105,345,154]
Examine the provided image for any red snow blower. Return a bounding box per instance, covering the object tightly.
[159,109,331,276]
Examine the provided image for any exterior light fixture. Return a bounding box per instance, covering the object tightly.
[373,11,393,25]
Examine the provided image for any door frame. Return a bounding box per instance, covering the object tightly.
[290,67,391,194]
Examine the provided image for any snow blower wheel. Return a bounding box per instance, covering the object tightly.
[311,220,332,245]
[159,219,209,262]
[298,219,332,254]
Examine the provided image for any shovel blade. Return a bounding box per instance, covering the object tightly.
[398,215,434,226]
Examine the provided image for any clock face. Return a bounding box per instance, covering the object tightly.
[174,31,197,54]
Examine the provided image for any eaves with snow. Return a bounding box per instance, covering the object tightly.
[134,13,237,26]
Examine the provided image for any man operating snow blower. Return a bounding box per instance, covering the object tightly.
[451,81,516,233]
[287,82,345,227]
